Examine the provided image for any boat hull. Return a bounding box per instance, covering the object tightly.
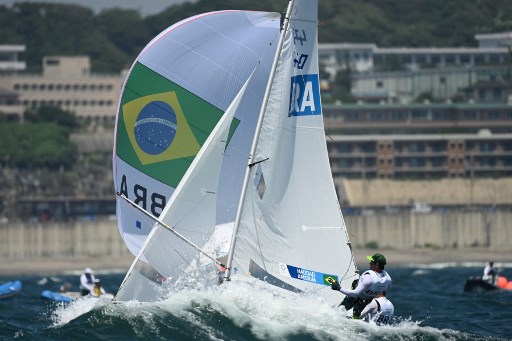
[463,276,499,293]
[40,290,76,303]
[0,280,22,299]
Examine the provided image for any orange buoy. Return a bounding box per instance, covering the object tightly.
[496,276,508,288]
[505,281,512,290]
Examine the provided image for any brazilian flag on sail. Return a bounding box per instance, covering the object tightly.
[117,63,237,187]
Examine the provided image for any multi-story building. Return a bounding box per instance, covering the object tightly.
[319,31,512,104]
[0,53,124,123]
[0,45,25,120]
[319,32,512,76]
[324,102,512,180]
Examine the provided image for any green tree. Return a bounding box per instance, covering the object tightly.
[0,123,76,169]
[25,106,80,130]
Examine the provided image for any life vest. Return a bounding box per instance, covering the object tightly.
[359,270,391,300]
[93,286,102,297]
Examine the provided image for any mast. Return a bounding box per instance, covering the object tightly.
[224,0,295,280]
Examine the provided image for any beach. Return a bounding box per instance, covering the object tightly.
[1,247,511,276]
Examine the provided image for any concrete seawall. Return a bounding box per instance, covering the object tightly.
[345,211,511,250]
[0,220,130,259]
[0,211,511,260]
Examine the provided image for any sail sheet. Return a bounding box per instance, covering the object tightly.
[113,10,281,256]
[115,75,252,302]
[229,0,358,306]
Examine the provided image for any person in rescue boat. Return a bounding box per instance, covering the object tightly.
[360,291,394,325]
[79,267,96,296]
[482,261,496,283]
[331,253,392,319]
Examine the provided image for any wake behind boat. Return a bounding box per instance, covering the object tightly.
[112,0,358,306]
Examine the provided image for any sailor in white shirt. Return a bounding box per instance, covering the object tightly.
[331,253,392,319]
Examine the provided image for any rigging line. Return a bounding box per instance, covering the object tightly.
[117,192,229,269]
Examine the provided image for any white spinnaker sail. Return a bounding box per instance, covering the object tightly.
[115,75,253,302]
[228,0,358,306]
[113,10,281,257]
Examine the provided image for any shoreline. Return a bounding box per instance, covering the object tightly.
[1,248,511,276]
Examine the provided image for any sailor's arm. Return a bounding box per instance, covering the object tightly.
[339,274,372,297]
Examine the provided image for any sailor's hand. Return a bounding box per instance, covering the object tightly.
[331,280,341,291]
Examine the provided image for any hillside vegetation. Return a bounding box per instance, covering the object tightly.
[1,0,512,73]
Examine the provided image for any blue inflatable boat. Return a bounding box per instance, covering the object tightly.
[0,280,22,299]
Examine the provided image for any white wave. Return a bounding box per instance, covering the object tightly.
[412,269,431,276]
[50,295,112,327]
[85,278,463,340]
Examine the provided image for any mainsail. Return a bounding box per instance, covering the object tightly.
[114,0,358,306]
[225,0,358,306]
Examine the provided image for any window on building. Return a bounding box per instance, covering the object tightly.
[480,142,495,152]
[390,112,404,121]
[410,109,431,120]
[474,55,484,64]
[45,58,59,66]
[488,111,500,120]
[409,158,424,167]
[431,158,443,167]
[408,142,424,152]
[433,110,449,120]
[371,112,383,120]
[463,111,478,120]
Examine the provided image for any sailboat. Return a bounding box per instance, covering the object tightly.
[113,0,358,306]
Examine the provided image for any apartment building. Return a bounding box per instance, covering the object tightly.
[324,102,512,180]
[0,53,124,123]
